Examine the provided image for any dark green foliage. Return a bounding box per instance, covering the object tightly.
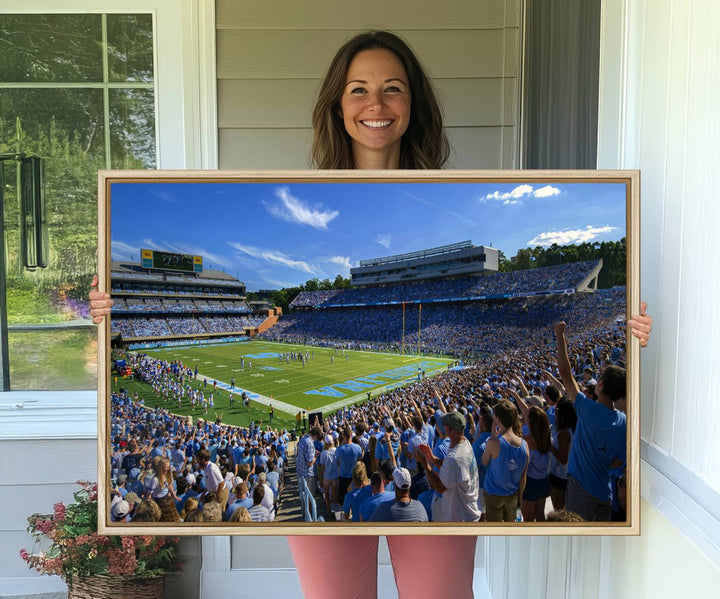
[505,239,626,288]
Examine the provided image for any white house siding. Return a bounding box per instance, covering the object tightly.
[0,393,98,596]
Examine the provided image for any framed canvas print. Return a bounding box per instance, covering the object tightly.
[97,169,640,536]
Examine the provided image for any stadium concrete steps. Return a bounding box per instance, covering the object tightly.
[275,449,336,522]
[257,313,279,334]
[275,450,305,522]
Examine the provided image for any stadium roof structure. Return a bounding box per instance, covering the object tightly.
[111,260,245,289]
[351,240,498,286]
[358,240,474,267]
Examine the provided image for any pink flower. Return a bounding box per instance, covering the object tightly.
[34,518,54,535]
[53,503,66,522]
[107,548,137,576]
[43,557,64,576]
[88,483,98,501]
[47,528,61,541]
[121,537,135,550]
[21,481,181,581]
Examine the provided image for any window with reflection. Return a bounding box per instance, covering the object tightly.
[0,13,156,390]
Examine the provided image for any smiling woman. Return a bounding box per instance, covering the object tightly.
[340,48,412,169]
[311,31,448,170]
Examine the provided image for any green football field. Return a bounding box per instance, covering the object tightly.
[113,340,454,429]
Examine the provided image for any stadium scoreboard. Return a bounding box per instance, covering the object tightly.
[141,249,203,273]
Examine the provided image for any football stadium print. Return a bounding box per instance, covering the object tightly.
[105,178,631,528]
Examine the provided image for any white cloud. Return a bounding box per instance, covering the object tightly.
[267,187,339,229]
[481,184,561,204]
[327,256,352,271]
[228,242,316,274]
[141,238,167,251]
[481,184,533,203]
[534,185,561,198]
[376,234,392,249]
[509,184,534,198]
[111,240,141,261]
[527,225,618,246]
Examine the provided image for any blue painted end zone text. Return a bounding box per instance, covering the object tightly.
[304,361,443,398]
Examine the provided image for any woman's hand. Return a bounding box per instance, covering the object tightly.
[89,274,114,324]
[628,301,653,348]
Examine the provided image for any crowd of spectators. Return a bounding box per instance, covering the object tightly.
[292,297,627,523]
[109,379,289,524]
[111,275,260,340]
[126,317,172,337]
[200,316,233,334]
[112,283,244,297]
[298,261,600,308]
[108,261,627,524]
[112,298,252,314]
[262,289,625,358]
[112,319,135,337]
[167,317,206,336]
[111,314,266,339]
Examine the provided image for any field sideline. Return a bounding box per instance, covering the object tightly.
[114,340,454,429]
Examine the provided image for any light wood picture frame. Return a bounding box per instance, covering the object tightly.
[97,169,640,536]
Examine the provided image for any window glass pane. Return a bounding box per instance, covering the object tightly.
[1,13,156,391]
[8,329,97,390]
[110,89,157,169]
[2,89,104,391]
[0,14,103,82]
[1,88,105,278]
[0,89,107,162]
[107,14,155,83]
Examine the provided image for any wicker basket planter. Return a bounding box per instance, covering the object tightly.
[67,575,165,599]
[22,483,181,598]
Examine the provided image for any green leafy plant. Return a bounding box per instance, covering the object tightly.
[20,481,182,583]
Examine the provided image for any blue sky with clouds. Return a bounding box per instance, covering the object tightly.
[110,180,626,291]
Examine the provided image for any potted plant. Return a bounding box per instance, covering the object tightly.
[20,480,182,599]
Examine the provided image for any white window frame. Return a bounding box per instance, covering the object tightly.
[0,0,217,437]
[1,0,218,170]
